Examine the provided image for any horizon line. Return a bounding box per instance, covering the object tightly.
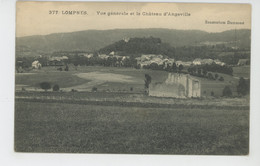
[16,28,251,38]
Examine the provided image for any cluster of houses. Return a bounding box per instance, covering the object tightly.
[96,52,131,67]
[135,54,226,69]
[192,58,225,66]
[31,56,69,69]
[97,51,130,61]
[29,52,249,70]
[30,52,132,69]
[48,56,69,66]
[78,53,94,58]
[135,54,170,68]
[81,51,131,62]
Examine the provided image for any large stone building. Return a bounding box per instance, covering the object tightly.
[149,73,201,98]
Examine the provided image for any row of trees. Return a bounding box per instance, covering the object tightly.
[188,63,233,76]
[222,77,250,97]
[39,82,60,91]
[187,65,225,81]
[141,62,230,82]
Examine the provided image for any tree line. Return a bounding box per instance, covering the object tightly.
[188,63,233,76]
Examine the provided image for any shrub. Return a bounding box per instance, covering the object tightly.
[207,73,214,80]
[40,82,51,91]
[178,64,184,73]
[71,89,78,92]
[223,86,232,97]
[52,84,60,91]
[65,65,69,71]
[130,87,133,91]
[219,76,224,81]
[237,77,250,96]
[57,67,62,71]
[144,74,152,89]
[92,87,98,92]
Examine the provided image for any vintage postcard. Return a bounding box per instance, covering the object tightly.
[15,2,251,155]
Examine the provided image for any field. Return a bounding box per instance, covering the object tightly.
[14,65,250,154]
[15,70,89,89]
[232,65,250,79]
[16,66,168,92]
[15,66,246,97]
[15,100,249,154]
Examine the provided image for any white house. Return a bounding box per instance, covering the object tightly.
[32,60,42,69]
[176,60,185,66]
[201,59,214,65]
[98,54,109,59]
[193,58,216,66]
[83,53,94,58]
[214,59,226,66]
[109,51,115,56]
[150,57,164,65]
[193,58,202,65]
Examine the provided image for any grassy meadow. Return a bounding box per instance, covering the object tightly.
[15,101,249,154]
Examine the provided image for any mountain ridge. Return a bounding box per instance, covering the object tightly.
[16,28,251,55]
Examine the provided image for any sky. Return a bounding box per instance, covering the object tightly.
[16,2,251,37]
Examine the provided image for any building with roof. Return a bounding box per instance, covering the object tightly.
[193,58,202,65]
[32,60,42,69]
[237,59,250,66]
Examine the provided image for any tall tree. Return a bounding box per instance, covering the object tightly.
[202,69,208,77]
[144,74,152,94]
[215,73,219,80]
[172,63,177,72]
[237,77,250,96]
[178,64,184,73]
[223,86,232,97]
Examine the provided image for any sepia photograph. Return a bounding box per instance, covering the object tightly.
[14,1,251,155]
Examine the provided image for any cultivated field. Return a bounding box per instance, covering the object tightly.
[16,66,168,92]
[15,66,246,97]
[15,100,249,154]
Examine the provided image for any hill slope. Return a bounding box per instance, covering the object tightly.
[16,28,251,54]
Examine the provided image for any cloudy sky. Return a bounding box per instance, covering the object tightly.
[16,2,251,37]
